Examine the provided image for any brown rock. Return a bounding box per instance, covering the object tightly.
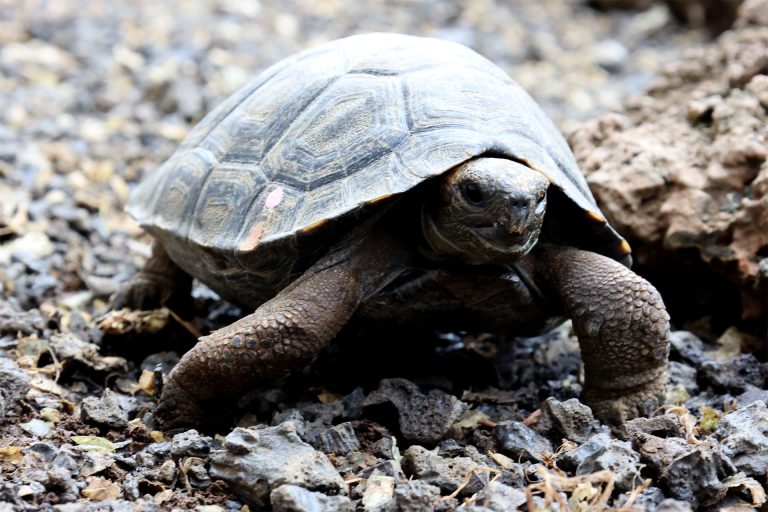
[569,0,768,322]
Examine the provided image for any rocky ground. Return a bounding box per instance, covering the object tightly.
[1,0,766,511]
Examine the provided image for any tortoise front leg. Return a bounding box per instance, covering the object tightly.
[155,234,404,429]
[535,244,670,424]
[111,239,192,311]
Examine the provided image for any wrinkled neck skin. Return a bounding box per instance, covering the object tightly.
[421,157,550,266]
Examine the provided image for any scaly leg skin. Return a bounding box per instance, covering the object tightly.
[155,232,404,429]
[111,239,192,311]
[535,244,670,424]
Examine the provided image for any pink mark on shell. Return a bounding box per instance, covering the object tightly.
[265,187,284,209]
[239,224,265,252]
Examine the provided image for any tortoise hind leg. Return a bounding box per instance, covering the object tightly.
[535,244,670,424]
[111,239,192,312]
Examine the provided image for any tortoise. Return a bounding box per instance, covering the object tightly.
[114,33,670,428]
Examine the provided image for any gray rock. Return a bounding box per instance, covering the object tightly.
[621,414,684,440]
[363,378,467,444]
[361,470,396,511]
[303,422,360,455]
[0,302,46,336]
[272,408,306,428]
[400,445,487,497]
[536,397,602,443]
[394,480,454,512]
[714,400,768,476]
[493,421,553,463]
[371,436,397,460]
[332,450,379,476]
[736,384,768,407]
[576,439,642,492]
[668,361,699,395]
[170,429,212,458]
[209,423,345,508]
[29,442,58,461]
[633,432,690,473]
[668,331,706,365]
[556,432,611,471]
[80,388,129,429]
[659,440,737,508]
[295,399,345,426]
[699,353,767,393]
[0,357,30,421]
[469,480,526,511]
[656,498,694,512]
[184,456,211,488]
[341,387,366,420]
[363,459,405,481]
[270,484,354,512]
[614,485,665,510]
[592,39,629,72]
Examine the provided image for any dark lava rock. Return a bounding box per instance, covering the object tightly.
[341,387,366,420]
[493,421,553,463]
[614,485,665,510]
[621,414,684,440]
[363,459,405,481]
[0,357,30,421]
[80,388,129,429]
[363,378,467,444]
[556,432,611,472]
[659,440,737,508]
[668,361,699,396]
[668,331,706,365]
[394,480,455,512]
[633,432,691,474]
[371,436,397,460]
[170,429,213,459]
[400,445,487,497]
[295,399,346,426]
[576,439,642,492]
[209,423,345,509]
[699,353,768,393]
[303,422,360,455]
[714,400,768,476]
[270,484,354,512]
[535,397,603,443]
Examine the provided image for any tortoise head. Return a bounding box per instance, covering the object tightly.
[422,157,550,265]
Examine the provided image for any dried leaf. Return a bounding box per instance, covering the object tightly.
[0,446,23,465]
[98,308,169,335]
[39,407,61,423]
[720,473,767,507]
[138,369,156,395]
[317,390,342,404]
[488,451,516,469]
[153,489,174,506]
[71,435,116,451]
[451,409,494,436]
[81,476,121,501]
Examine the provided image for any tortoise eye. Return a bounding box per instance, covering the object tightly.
[461,181,485,205]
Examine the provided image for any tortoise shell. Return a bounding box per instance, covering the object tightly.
[127,33,630,307]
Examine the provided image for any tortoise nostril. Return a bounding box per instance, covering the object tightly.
[509,196,529,210]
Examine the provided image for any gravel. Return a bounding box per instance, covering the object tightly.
[0,0,765,510]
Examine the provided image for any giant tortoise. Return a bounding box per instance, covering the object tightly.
[114,33,670,428]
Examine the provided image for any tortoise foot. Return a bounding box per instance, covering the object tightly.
[583,372,668,425]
